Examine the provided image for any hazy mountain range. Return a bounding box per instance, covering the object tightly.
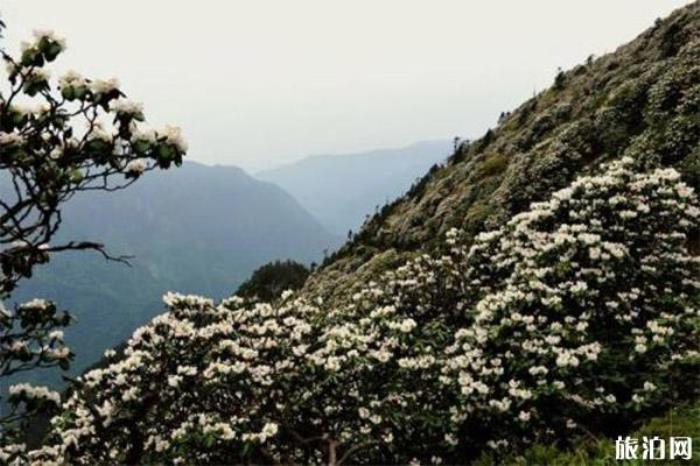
[8,162,339,384]
[257,140,452,235]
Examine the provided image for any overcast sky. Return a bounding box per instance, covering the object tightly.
[1,1,692,171]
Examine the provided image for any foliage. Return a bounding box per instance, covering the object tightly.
[20,158,699,465]
[0,22,186,446]
[474,402,700,465]
[236,260,311,302]
[478,153,508,178]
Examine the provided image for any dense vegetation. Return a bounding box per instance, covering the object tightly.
[236,260,311,302]
[2,3,699,464]
[475,401,700,465]
[17,157,699,465]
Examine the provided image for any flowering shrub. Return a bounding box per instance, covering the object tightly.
[0,27,188,295]
[23,158,698,465]
[0,21,186,449]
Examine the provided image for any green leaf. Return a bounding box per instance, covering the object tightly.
[158,143,175,161]
[61,86,76,101]
[133,140,151,155]
[44,42,63,61]
[74,86,87,100]
[20,48,38,66]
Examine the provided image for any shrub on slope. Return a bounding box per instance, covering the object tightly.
[18,158,699,465]
[236,260,311,302]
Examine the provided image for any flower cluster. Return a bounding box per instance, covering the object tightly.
[2,28,188,195]
[1,298,73,375]
[8,383,61,406]
[27,158,699,465]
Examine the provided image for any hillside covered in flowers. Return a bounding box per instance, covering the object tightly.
[20,156,700,465]
[306,2,700,308]
[2,2,699,465]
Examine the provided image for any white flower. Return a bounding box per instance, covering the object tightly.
[399,318,417,333]
[0,132,25,146]
[132,126,157,143]
[28,67,51,82]
[177,365,197,376]
[555,351,579,368]
[325,357,341,371]
[59,70,86,89]
[125,159,147,175]
[9,383,60,405]
[90,78,120,95]
[161,125,188,152]
[570,281,588,294]
[168,375,183,388]
[111,99,144,117]
[13,101,51,115]
[87,125,113,143]
[20,299,50,311]
[50,147,64,160]
[259,422,278,441]
[444,433,458,446]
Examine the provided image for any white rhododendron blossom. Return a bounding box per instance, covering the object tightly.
[0,131,25,146]
[8,384,61,406]
[24,158,699,465]
[111,99,145,119]
[58,70,87,89]
[162,125,189,153]
[124,159,147,176]
[89,77,120,95]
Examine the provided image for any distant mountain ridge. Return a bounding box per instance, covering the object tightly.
[6,161,340,385]
[257,140,452,235]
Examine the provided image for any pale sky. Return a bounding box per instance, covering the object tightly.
[1,1,692,171]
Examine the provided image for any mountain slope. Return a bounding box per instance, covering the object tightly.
[257,140,452,235]
[305,2,700,305]
[8,162,339,382]
[20,5,700,463]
